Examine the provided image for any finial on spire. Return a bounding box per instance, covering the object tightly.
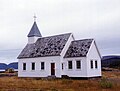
[33,14,37,22]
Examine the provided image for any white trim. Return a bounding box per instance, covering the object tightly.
[86,39,94,57]
[60,33,74,57]
[94,40,102,59]
[87,39,101,59]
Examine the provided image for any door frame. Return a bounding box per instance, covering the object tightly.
[51,63,55,76]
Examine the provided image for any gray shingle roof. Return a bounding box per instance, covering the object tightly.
[18,33,71,59]
[27,22,42,37]
[64,39,93,58]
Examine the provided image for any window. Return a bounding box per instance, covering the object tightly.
[23,63,26,70]
[95,60,98,69]
[91,60,93,69]
[41,62,45,70]
[32,62,35,70]
[62,63,64,70]
[68,61,72,69]
[76,60,81,69]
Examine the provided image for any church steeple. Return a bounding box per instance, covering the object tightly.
[28,15,42,37]
[27,16,42,44]
[27,21,42,37]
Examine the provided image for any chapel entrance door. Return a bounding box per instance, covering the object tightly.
[51,63,55,76]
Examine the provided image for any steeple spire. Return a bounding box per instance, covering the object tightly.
[27,15,42,37]
[33,14,37,22]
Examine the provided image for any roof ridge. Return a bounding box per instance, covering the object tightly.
[72,38,94,42]
[38,33,72,39]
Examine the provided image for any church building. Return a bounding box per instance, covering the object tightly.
[17,18,101,78]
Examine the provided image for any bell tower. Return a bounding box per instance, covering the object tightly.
[27,15,42,44]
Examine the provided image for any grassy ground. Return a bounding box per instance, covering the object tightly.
[0,71,119,91]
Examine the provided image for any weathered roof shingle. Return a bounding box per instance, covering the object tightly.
[18,33,71,59]
[64,39,93,58]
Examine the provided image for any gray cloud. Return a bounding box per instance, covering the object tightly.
[0,0,120,63]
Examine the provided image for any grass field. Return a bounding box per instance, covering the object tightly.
[0,71,119,91]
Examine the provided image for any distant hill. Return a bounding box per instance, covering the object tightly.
[0,62,18,71]
[7,62,18,69]
[102,55,120,68]
[0,63,7,70]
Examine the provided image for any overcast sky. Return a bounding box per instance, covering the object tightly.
[0,0,120,64]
